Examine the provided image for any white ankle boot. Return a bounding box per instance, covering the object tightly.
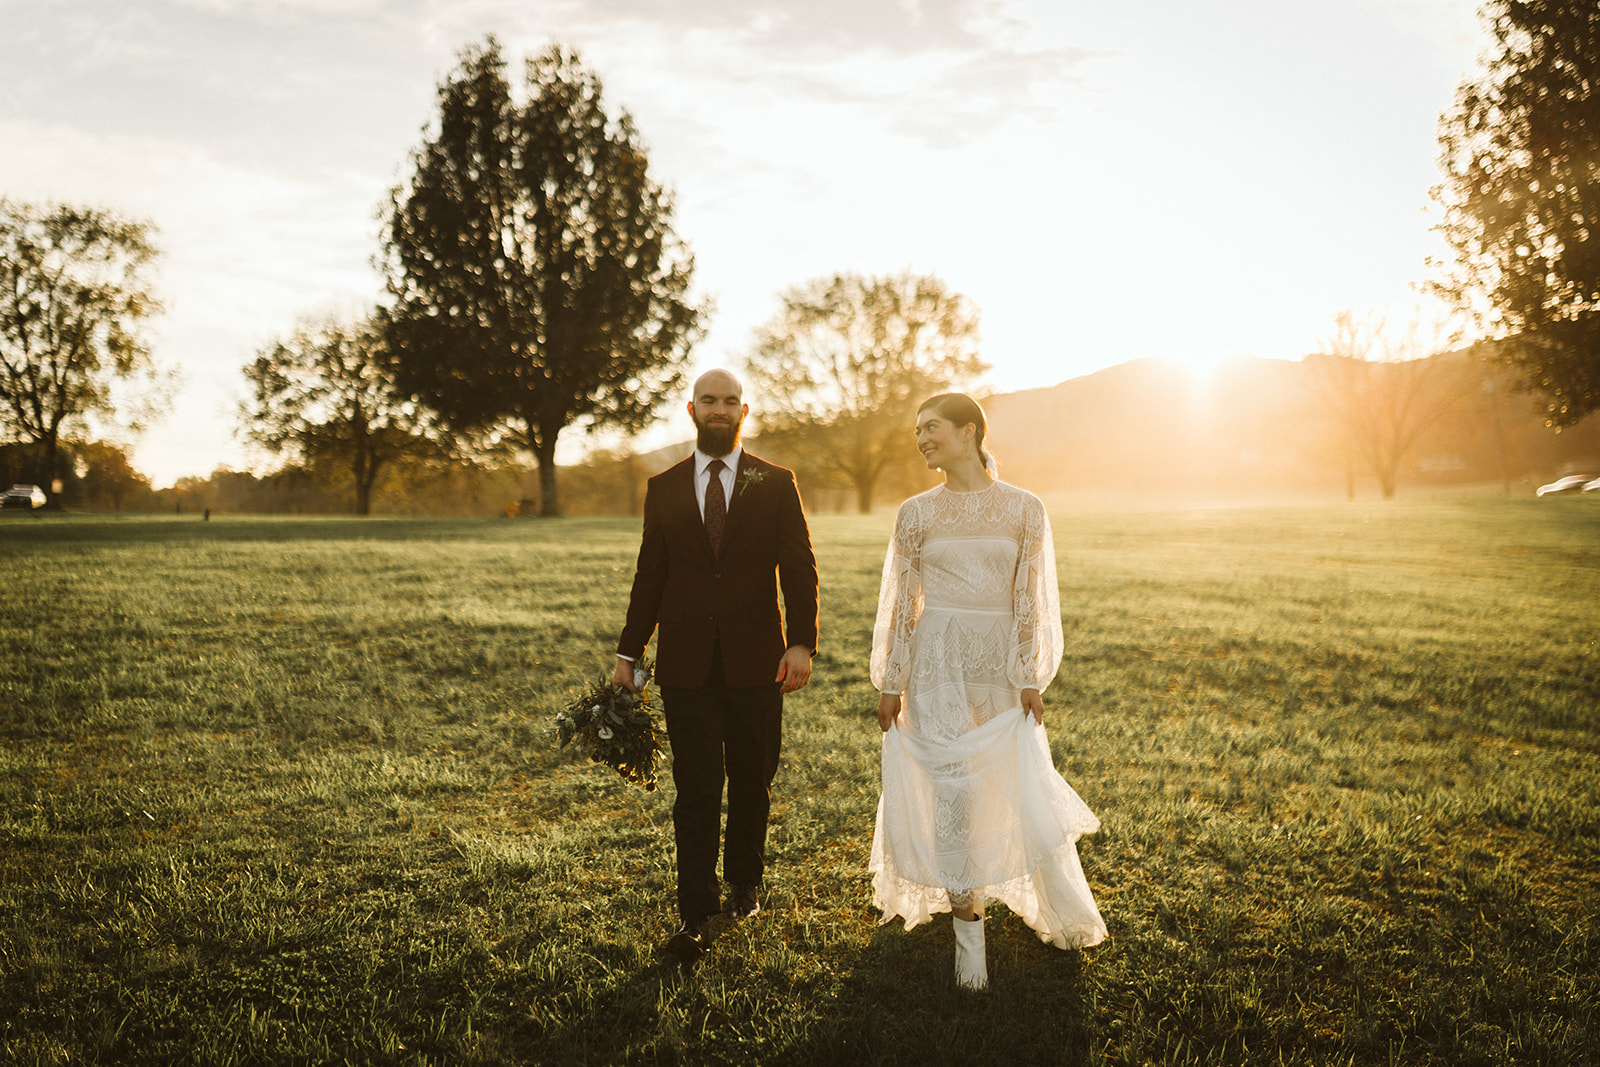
[953,914,988,990]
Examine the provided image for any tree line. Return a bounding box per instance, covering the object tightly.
[241,39,983,516]
[2,1,1597,514]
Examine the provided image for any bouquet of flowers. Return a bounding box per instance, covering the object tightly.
[555,664,665,791]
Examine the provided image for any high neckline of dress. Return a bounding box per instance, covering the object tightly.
[941,478,998,496]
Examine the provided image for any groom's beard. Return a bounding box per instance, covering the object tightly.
[693,412,743,455]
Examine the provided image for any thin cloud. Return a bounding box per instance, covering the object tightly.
[170,0,399,15]
[419,0,1103,149]
[757,40,1103,147]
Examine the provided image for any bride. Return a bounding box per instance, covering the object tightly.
[869,392,1107,990]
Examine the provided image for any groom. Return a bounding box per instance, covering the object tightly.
[614,368,819,960]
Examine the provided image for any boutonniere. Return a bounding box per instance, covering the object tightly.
[736,467,767,496]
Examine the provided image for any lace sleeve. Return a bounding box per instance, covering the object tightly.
[1009,492,1063,691]
[870,499,923,694]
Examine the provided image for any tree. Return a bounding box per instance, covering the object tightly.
[0,199,163,491]
[743,271,988,513]
[383,38,702,517]
[1308,309,1465,500]
[241,313,434,516]
[77,439,153,511]
[1434,0,1600,426]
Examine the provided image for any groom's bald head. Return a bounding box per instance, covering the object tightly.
[692,368,743,400]
[689,368,748,454]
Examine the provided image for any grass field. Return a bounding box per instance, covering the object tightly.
[1,497,1597,1066]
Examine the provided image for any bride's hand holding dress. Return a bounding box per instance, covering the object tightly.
[876,693,902,733]
[1020,687,1044,724]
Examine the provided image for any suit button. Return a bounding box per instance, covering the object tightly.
[713,572,722,579]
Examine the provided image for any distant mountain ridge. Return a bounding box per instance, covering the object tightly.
[980,354,1598,501]
[570,353,1600,511]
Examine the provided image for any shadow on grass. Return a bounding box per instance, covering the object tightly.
[767,912,1098,1067]
[507,901,1099,1065]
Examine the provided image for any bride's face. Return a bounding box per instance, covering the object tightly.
[914,409,975,470]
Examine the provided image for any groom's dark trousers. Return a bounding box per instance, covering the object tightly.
[617,451,818,926]
[659,644,783,923]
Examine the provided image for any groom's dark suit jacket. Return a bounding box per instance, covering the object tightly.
[618,450,818,690]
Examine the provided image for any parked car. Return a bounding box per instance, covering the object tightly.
[1535,475,1592,497]
[1,483,47,509]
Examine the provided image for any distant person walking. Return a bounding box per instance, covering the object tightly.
[869,392,1106,990]
[614,368,820,961]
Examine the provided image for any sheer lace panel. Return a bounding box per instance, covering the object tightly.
[870,482,1064,741]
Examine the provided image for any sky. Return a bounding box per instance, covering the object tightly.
[0,0,1486,487]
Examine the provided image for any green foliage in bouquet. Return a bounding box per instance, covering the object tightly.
[555,666,665,790]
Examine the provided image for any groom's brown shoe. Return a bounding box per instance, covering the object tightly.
[727,884,760,919]
[664,921,708,960]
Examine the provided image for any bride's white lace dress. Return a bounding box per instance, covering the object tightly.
[869,481,1107,949]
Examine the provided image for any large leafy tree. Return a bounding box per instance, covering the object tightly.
[1434,0,1600,425]
[241,313,434,516]
[743,271,988,513]
[383,38,703,517]
[0,199,163,490]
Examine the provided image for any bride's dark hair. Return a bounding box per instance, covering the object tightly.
[918,392,996,475]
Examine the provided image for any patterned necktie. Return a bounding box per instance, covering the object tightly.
[704,458,727,556]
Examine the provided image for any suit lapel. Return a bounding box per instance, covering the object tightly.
[672,455,697,513]
[726,454,746,514]
[669,455,718,562]
[721,453,759,546]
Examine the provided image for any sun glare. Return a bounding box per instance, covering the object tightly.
[1181,350,1235,389]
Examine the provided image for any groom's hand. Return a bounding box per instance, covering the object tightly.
[775,646,812,693]
[613,656,640,693]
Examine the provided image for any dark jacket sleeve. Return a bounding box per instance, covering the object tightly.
[617,478,667,661]
[776,469,820,654]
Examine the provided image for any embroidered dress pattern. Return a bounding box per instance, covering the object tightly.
[869,481,1107,949]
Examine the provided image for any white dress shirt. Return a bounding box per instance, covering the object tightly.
[694,446,742,520]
